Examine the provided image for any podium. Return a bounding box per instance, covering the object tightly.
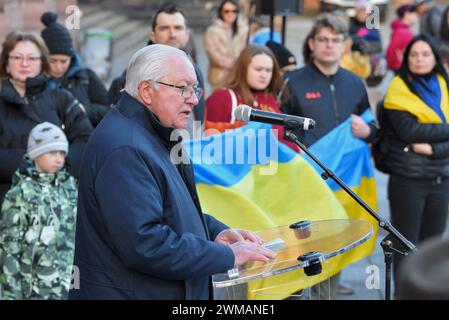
[213,219,373,300]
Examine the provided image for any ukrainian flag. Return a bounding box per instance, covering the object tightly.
[303,109,378,282]
[185,115,376,299]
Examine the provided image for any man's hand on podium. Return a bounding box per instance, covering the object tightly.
[215,228,262,245]
[228,241,277,267]
[215,228,276,267]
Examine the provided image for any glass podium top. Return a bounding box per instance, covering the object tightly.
[212,219,373,288]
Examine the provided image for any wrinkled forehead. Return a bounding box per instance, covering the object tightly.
[163,54,197,84]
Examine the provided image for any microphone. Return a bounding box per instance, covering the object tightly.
[234,105,315,130]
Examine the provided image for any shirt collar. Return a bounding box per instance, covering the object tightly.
[309,60,340,79]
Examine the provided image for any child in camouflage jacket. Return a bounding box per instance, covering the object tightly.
[0,122,77,300]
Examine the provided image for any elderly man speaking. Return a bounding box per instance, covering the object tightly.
[69,44,275,300]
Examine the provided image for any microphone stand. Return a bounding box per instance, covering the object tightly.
[285,130,417,300]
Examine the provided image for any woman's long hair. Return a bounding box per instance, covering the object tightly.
[224,44,287,106]
[0,31,50,82]
[398,34,449,95]
[217,0,239,37]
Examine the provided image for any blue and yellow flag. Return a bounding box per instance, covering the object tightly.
[305,109,378,213]
[185,115,376,299]
[304,109,378,276]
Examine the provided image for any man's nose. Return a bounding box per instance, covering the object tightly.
[186,92,198,106]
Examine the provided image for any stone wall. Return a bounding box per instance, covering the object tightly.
[0,0,78,44]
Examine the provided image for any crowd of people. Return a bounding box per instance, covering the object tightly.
[1,0,449,300]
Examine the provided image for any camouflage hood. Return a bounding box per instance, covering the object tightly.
[10,156,73,188]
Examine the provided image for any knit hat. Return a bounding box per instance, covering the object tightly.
[27,122,69,160]
[266,41,297,69]
[41,11,74,56]
[396,4,416,18]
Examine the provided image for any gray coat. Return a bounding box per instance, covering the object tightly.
[420,5,444,39]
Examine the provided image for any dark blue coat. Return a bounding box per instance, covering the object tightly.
[69,92,234,300]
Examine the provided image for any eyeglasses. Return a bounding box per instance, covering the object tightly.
[223,9,238,14]
[8,54,41,64]
[150,80,203,100]
[314,36,344,45]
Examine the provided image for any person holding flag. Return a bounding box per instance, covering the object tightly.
[282,13,378,299]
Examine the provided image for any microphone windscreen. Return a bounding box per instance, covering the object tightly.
[234,105,251,122]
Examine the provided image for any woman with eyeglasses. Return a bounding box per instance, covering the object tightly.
[375,35,449,287]
[0,31,93,206]
[204,0,248,90]
[205,44,298,151]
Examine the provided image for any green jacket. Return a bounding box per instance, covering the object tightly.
[0,161,77,300]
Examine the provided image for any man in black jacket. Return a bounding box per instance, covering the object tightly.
[70,44,275,299]
[108,3,206,138]
[282,13,378,299]
[284,14,377,147]
[41,11,110,127]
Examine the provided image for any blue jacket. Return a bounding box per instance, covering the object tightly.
[69,92,234,300]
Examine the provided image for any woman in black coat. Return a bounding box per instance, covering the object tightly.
[376,35,449,285]
[0,31,93,205]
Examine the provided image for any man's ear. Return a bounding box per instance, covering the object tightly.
[149,31,156,44]
[308,37,315,54]
[138,81,153,106]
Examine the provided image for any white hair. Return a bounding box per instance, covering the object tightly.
[124,44,188,97]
